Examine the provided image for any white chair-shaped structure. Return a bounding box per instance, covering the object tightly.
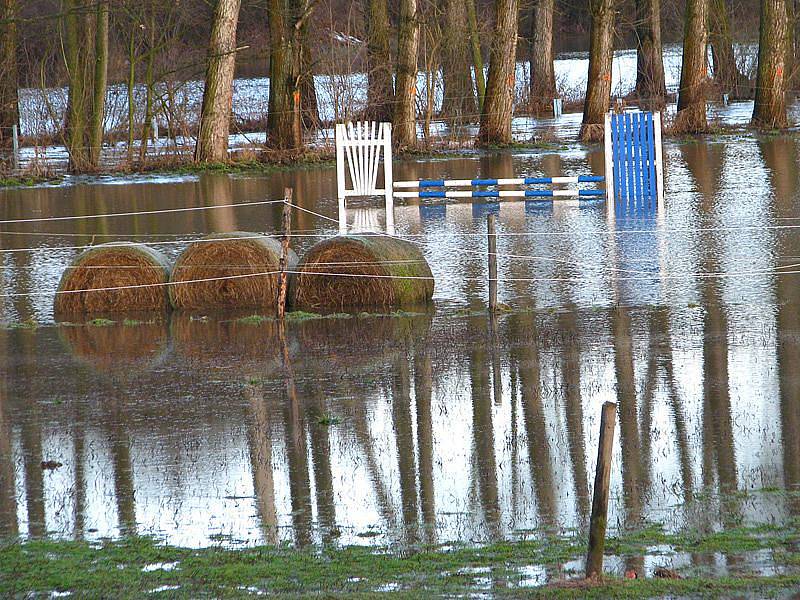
[335,121,394,235]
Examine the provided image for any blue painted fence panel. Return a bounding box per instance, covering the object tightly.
[641,113,652,210]
[611,111,659,213]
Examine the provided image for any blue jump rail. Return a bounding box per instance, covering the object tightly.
[393,175,606,200]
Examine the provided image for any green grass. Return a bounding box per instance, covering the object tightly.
[317,414,342,426]
[146,154,336,177]
[0,175,61,188]
[2,522,799,598]
[87,318,115,327]
[9,317,38,330]
[236,314,271,325]
[122,318,151,327]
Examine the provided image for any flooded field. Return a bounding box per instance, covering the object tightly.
[2,132,800,584]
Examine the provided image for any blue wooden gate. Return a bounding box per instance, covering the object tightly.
[604,111,664,214]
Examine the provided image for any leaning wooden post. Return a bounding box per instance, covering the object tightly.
[487,214,498,312]
[586,401,617,580]
[277,188,293,320]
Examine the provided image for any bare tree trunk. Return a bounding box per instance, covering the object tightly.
[0,0,18,149]
[196,0,242,162]
[62,0,108,171]
[421,10,439,141]
[709,0,744,99]
[63,0,92,171]
[580,0,616,142]
[300,45,320,128]
[529,0,557,115]
[633,0,666,108]
[753,0,790,128]
[440,0,476,122]
[466,0,486,112]
[393,0,419,150]
[89,0,109,166]
[138,15,156,161]
[787,0,797,96]
[267,0,313,151]
[363,0,394,122]
[675,0,709,133]
[126,30,136,163]
[478,0,519,145]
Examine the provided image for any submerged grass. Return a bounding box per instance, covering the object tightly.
[2,522,799,598]
[0,175,62,188]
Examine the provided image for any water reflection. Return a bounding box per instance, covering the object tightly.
[0,301,799,547]
[2,136,800,551]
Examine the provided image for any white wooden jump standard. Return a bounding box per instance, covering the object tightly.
[335,121,394,235]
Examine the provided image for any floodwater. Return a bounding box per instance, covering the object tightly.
[1,133,800,580]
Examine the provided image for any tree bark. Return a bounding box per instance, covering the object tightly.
[363,0,394,122]
[267,0,313,151]
[633,0,666,108]
[787,0,797,96]
[440,0,476,122]
[529,0,557,115]
[89,0,109,166]
[709,0,745,99]
[393,0,419,150]
[752,0,790,129]
[466,0,486,112]
[675,0,709,133]
[300,44,319,128]
[138,14,156,161]
[63,0,91,171]
[478,0,519,145]
[62,0,108,171]
[0,0,18,149]
[196,0,242,163]
[580,0,616,142]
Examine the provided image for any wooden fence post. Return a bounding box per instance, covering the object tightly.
[488,214,498,312]
[586,401,617,580]
[277,188,293,320]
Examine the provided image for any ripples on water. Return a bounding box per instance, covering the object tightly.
[0,135,799,558]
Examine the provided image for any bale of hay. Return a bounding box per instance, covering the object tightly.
[54,243,171,315]
[291,235,434,312]
[169,232,298,310]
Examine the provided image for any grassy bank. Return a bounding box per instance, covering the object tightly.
[2,521,799,598]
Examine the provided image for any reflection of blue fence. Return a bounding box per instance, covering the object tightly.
[472,202,501,218]
[419,204,447,221]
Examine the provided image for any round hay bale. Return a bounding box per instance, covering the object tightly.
[54,243,171,315]
[292,236,434,312]
[169,232,298,310]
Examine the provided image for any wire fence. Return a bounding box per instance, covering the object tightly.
[1,198,795,308]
